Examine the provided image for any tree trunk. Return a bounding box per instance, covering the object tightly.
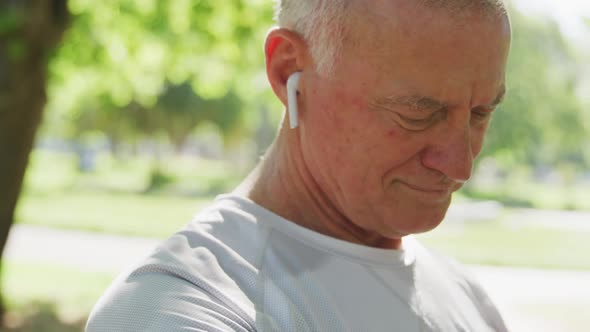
[0,0,69,321]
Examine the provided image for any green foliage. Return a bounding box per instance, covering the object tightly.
[483,9,589,168]
[45,0,276,145]
[155,83,244,145]
[40,2,590,169]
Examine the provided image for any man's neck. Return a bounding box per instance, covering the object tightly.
[233,124,403,250]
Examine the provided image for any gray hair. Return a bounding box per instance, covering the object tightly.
[274,0,507,76]
[274,0,352,76]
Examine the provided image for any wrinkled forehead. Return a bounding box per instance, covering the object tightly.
[335,1,511,107]
[361,0,507,18]
[352,0,510,41]
[344,0,511,60]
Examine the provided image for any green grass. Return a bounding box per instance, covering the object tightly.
[16,149,241,237]
[416,220,590,270]
[16,191,210,238]
[15,188,590,270]
[2,261,117,330]
[461,176,590,211]
[23,149,243,195]
[14,149,590,269]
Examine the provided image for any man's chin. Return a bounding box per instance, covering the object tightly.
[410,218,446,234]
[391,206,450,236]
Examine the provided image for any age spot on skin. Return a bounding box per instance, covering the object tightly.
[387,129,398,139]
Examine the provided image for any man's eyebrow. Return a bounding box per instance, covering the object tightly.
[373,95,449,113]
[487,86,507,108]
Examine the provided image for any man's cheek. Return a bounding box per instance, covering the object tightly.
[472,122,492,156]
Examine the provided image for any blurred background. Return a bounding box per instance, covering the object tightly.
[0,0,589,331]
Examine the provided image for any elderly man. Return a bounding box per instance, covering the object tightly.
[87,0,511,331]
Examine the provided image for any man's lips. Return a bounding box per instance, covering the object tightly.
[405,183,448,192]
[398,181,455,195]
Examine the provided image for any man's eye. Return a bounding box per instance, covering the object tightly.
[397,110,448,131]
[471,109,493,122]
[402,116,432,125]
[397,114,434,131]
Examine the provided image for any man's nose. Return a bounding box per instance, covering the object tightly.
[420,125,474,182]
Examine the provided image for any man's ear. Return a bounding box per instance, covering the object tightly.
[264,28,308,107]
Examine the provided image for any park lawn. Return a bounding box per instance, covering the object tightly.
[462,181,590,211]
[416,220,590,270]
[16,149,238,238]
[16,191,211,238]
[14,149,590,270]
[2,261,117,331]
[23,149,243,196]
[14,188,590,270]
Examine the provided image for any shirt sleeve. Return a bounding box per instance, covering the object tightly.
[85,271,255,332]
[466,277,510,332]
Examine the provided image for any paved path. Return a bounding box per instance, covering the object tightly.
[471,266,590,332]
[5,224,590,331]
[5,225,160,273]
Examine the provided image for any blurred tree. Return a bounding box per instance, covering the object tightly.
[155,83,244,149]
[43,1,588,173]
[133,83,244,190]
[482,9,588,169]
[0,0,70,319]
[0,0,276,319]
[45,0,275,145]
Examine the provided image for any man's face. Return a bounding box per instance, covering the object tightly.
[298,4,511,240]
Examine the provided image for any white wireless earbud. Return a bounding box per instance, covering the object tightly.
[286,72,302,129]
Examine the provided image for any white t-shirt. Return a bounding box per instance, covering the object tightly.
[86,194,508,332]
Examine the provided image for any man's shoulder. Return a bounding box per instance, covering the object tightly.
[85,265,257,332]
[412,239,508,332]
[85,196,265,331]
